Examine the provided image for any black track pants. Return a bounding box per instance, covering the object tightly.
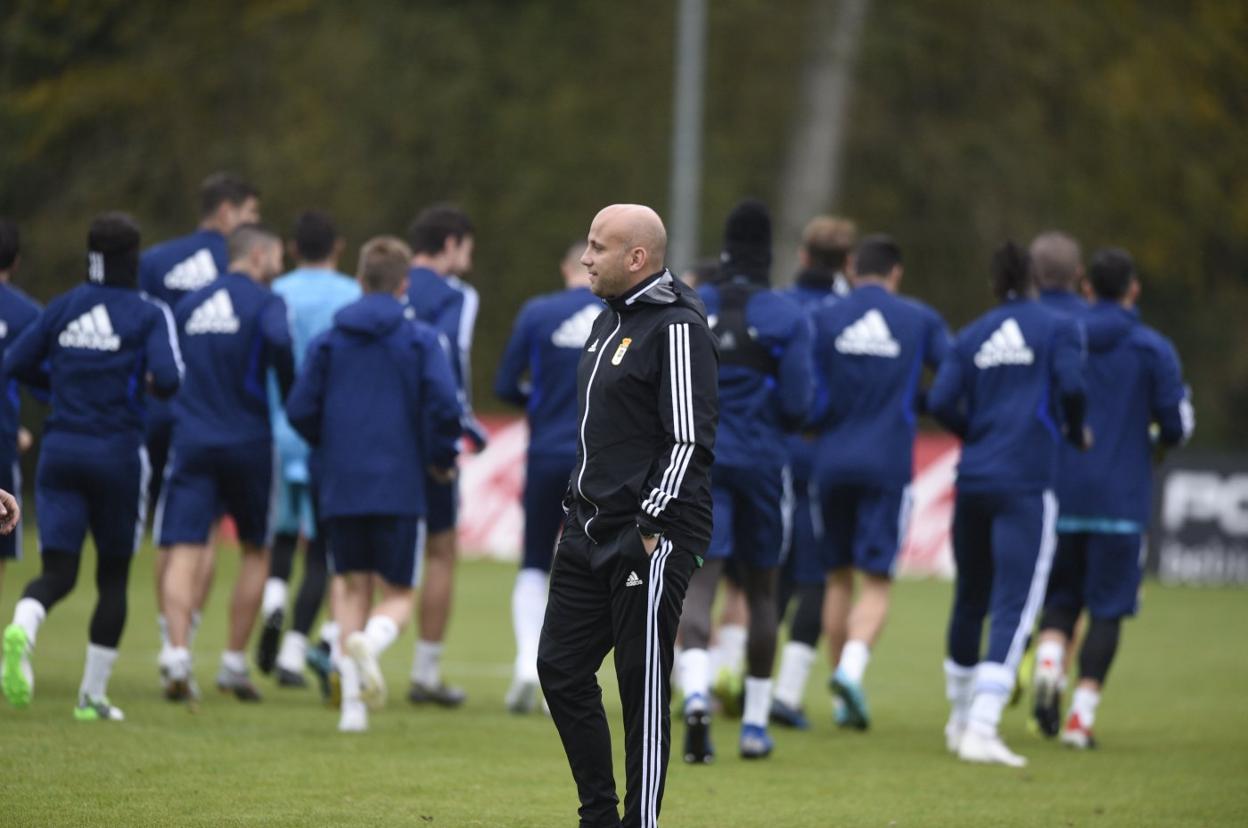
[538,520,695,828]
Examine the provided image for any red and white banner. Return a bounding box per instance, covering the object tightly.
[459,417,961,579]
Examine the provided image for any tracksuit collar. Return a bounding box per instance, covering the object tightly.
[609,268,677,311]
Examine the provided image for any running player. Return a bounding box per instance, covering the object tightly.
[287,236,461,732]
[929,241,1088,767]
[403,204,484,707]
[494,241,601,713]
[2,213,182,720]
[0,219,41,598]
[680,199,812,761]
[1032,248,1193,748]
[257,210,360,687]
[157,224,293,704]
[142,172,260,684]
[807,234,950,730]
[771,214,857,729]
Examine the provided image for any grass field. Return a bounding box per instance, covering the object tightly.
[1,535,1246,827]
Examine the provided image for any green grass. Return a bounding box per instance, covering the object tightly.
[1,535,1246,827]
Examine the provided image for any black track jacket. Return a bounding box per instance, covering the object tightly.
[568,269,718,557]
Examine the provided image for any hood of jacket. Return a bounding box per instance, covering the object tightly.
[1084,301,1137,353]
[334,293,406,339]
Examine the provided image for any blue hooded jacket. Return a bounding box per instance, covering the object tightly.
[286,293,462,520]
[929,298,1085,493]
[1058,301,1192,529]
[5,283,182,453]
[810,283,951,489]
[494,285,601,458]
[172,272,292,448]
[698,278,812,471]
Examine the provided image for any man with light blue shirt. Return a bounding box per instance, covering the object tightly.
[256,211,361,689]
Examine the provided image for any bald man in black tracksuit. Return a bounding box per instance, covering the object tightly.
[538,204,718,828]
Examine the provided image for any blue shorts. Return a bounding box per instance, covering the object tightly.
[273,478,316,539]
[523,454,574,572]
[326,515,426,588]
[707,464,792,569]
[0,455,21,561]
[816,482,913,578]
[425,474,458,535]
[783,477,824,587]
[36,445,149,558]
[1045,532,1144,620]
[157,439,275,548]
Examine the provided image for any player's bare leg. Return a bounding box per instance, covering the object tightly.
[409,528,464,706]
[161,543,204,704]
[216,543,267,701]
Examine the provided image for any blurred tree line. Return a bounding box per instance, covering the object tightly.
[1,0,1244,447]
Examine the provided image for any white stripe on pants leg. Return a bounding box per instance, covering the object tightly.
[1005,490,1057,672]
[642,540,671,827]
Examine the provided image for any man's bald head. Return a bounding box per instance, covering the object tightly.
[1029,231,1083,292]
[581,204,668,299]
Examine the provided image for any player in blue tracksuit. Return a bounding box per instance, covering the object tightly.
[929,241,1088,767]
[494,242,601,713]
[771,215,858,730]
[257,210,361,688]
[0,220,42,587]
[287,236,461,732]
[2,213,182,721]
[676,199,811,761]
[157,224,293,704]
[1032,248,1193,749]
[808,233,951,732]
[403,204,483,707]
[143,173,260,679]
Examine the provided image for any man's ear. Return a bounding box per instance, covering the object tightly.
[396,275,410,299]
[630,246,647,273]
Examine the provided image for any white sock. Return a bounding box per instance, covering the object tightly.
[189,611,202,648]
[79,644,119,700]
[13,597,46,648]
[743,676,773,727]
[944,659,976,726]
[679,648,711,709]
[168,646,191,680]
[364,615,399,657]
[774,641,816,708]
[837,639,871,685]
[276,631,308,673]
[715,624,747,676]
[262,578,288,617]
[968,662,1013,736]
[158,614,170,651]
[339,654,362,704]
[320,621,341,662]
[512,568,548,683]
[1070,686,1101,729]
[221,650,247,674]
[411,640,443,686]
[1036,639,1065,680]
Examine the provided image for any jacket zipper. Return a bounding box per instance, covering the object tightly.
[576,310,622,543]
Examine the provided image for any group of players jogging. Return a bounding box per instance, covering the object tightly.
[0,175,1191,767]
